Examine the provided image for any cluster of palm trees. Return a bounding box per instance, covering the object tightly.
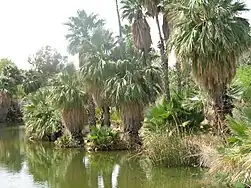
[56,0,251,140]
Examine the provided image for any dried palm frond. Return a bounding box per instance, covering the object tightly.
[132,18,152,53]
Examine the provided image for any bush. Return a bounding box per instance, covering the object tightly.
[142,131,199,167]
[206,106,251,187]
[86,126,123,151]
[23,89,62,141]
[54,134,82,148]
[144,94,204,134]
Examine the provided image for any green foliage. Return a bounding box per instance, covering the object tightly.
[0,63,23,96]
[49,68,88,110]
[142,132,198,167]
[23,89,62,140]
[28,45,67,76]
[54,134,81,148]
[104,58,162,106]
[0,58,14,73]
[144,94,204,133]
[86,126,120,151]
[64,9,105,55]
[235,65,251,102]
[207,106,251,186]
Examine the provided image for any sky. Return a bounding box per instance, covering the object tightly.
[0,0,251,69]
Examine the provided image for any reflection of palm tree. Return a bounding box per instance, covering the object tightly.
[25,142,78,187]
[0,129,23,173]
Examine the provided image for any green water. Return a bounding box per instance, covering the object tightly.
[0,127,206,188]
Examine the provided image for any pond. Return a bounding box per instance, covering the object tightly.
[0,126,207,188]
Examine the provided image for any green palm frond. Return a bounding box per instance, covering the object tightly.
[104,59,162,106]
[64,9,105,55]
[49,70,88,110]
[167,0,251,96]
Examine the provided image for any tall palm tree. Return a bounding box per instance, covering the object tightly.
[64,10,105,55]
[167,0,251,132]
[65,10,105,126]
[121,0,152,55]
[104,52,162,143]
[80,27,116,127]
[49,68,89,136]
[121,0,171,100]
[115,0,123,43]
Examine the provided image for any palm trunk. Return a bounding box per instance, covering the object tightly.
[0,92,11,123]
[176,60,182,95]
[115,0,123,43]
[211,87,229,135]
[155,13,170,101]
[101,103,111,127]
[61,108,88,136]
[121,102,143,144]
[87,95,96,126]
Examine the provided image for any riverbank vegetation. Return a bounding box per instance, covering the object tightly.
[1,0,251,186]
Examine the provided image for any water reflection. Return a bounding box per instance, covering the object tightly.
[0,127,205,188]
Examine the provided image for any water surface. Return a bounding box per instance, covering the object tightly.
[0,127,206,188]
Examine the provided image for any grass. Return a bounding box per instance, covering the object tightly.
[141,131,223,168]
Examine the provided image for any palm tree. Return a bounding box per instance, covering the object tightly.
[121,0,152,55]
[80,27,116,127]
[121,0,171,100]
[104,52,162,142]
[65,10,106,126]
[49,68,89,136]
[64,10,105,55]
[167,0,251,132]
[115,0,123,43]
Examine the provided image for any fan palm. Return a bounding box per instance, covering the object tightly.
[64,9,105,55]
[122,0,171,100]
[167,0,251,132]
[104,56,162,142]
[65,10,106,126]
[121,0,152,54]
[49,68,89,136]
[80,27,116,126]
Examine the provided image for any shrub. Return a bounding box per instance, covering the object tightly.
[86,126,122,151]
[23,89,62,141]
[142,131,199,167]
[54,134,81,148]
[206,106,251,187]
[144,94,204,134]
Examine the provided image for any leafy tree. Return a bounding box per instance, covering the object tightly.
[28,45,68,77]
[167,0,251,132]
[0,58,14,73]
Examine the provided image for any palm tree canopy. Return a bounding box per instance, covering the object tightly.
[121,0,152,52]
[121,0,143,23]
[49,69,88,110]
[104,57,162,106]
[64,10,105,55]
[167,0,251,95]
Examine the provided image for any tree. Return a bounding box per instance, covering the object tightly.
[115,0,123,43]
[65,10,106,127]
[64,10,105,55]
[0,58,14,73]
[121,0,171,100]
[49,68,89,137]
[28,45,68,77]
[121,0,152,55]
[104,52,162,143]
[167,0,251,132]
[80,27,116,127]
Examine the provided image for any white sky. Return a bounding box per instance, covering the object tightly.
[0,0,251,69]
